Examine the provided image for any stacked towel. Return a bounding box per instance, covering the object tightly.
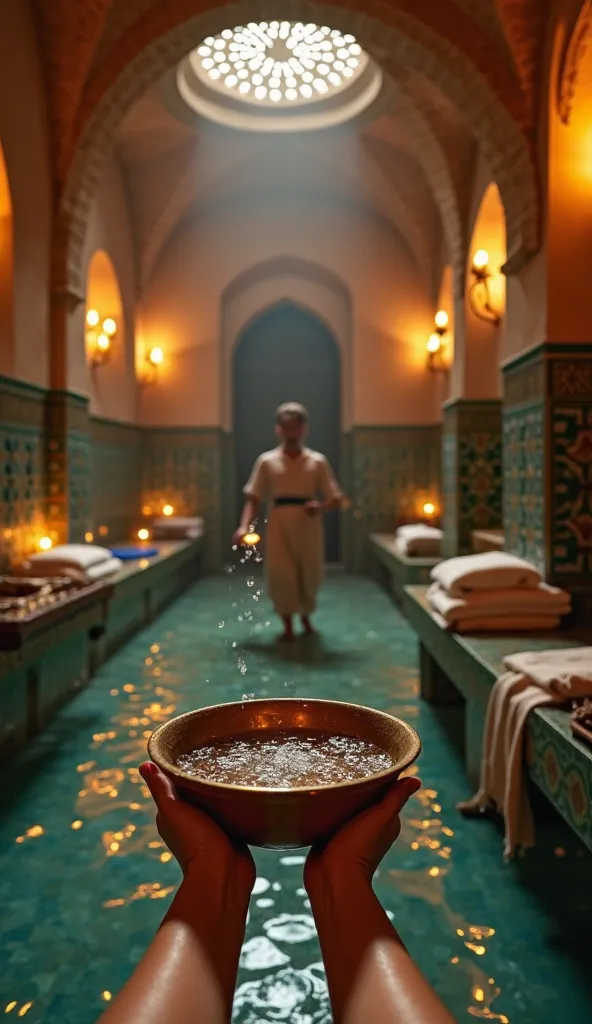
[428,552,570,633]
[394,523,442,558]
[151,516,204,540]
[458,647,592,857]
[17,544,122,585]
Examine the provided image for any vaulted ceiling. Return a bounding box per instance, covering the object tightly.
[29,0,550,293]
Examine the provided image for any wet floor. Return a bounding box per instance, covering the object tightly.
[0,570,590,1022]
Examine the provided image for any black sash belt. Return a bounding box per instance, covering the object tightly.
[273,497,312,507]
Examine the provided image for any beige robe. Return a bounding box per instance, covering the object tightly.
[244,447,342,616]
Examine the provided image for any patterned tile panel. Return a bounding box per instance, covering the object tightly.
[350,426,442,571]
[90,418,142,542]
[527,710,592,852]
[0,377,47,570]
[442,401,503,556]
[502,402,545,572]
[551,405,592,581]
[141,428,223,569]
[46,391,91,544]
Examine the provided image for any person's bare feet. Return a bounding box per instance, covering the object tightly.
[280,616,295,643]
[301,615,316,636]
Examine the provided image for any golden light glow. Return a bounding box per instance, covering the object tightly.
[138,528,150,541]
[474,988,485,1003]
[142,505,152,516]
[38,536,53,552]
[422,501,436,517]
[97,333,111,353]
[149,346,164,366]
[86,309,100,328]
[472,249,490,272]
[5,1002,17,1013]
[434,310,449,331]
[102,992,112,1003]
[17,1005,33,1018]
[426,334,442,354]
[71,820,83,830]
[85,531,94,543]
[99,525,108,537]
[243,532,261,546]
[162,504,174,517]
[102,317,117,337]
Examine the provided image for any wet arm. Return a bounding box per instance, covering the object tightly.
[307,870,456,1024]
[238,495,260,533]
[98,863,251,1024]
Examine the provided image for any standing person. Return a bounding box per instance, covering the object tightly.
[233,402,343,641]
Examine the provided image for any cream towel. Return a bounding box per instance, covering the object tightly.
[459,646,592,856]
[431,551,541,597]
[396,524,443,539]
[395,536,442,558]
[427,581,571,625]
[503,648,592,695]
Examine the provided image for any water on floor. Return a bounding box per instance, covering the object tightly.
[0,571,590,1023]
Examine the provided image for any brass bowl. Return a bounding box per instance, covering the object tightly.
[148,698,421,849]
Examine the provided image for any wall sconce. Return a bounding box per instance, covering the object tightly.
[139,346,164,387]
[426,309,449,373]
[87,309,117,368]
[469,250,501,325]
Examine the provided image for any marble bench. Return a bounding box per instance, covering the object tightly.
[368,533,440,606]
[403,584,592,853]
[0,537,204,759]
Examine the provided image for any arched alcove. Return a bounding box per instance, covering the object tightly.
[465,183,506,398]
[0,143,14,376]
[548,19,592,341]
[221,255,352,433]
[85,250,125,417]
[233,302,342,562]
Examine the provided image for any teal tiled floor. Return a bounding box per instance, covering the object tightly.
[0,571,590,1022]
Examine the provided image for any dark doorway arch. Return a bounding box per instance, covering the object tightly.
[233,302,342,562]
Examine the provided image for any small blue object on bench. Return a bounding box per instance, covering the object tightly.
[110,546,159,560]
[402,584,592,853]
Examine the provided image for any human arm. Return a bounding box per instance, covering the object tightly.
[305,456,345,515]
[233,456,266,544]
[97,763,255,1024]
[304,778,456,1024]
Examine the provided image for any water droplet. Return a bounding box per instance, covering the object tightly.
[242,692,255,701]
[219,621,225,628]
[247,578,255,587]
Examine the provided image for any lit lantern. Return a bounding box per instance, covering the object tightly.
[472,249,490,273]
[38,536,53,551]
[85,531,94,543]
[162,504,174,517]
[86,309,100,328]
[422,501,437,518]
[138,528,151,542]
[149,347,164,366]
[102,317,117,337]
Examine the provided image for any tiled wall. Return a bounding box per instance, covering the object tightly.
[0,376,46,570]
[348,426,442,570]
[90,418,142,542]
[442,400,503,556]
[141,428,223,570]
[503,343,592,618]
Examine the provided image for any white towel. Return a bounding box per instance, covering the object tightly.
[395,536,442,558]
[503,648,592,696]
[431,551,541,597]
[396,524,443,540]
[428,581,571,625]
[458,646,592,856]
[24,544,112,572]
[86,557,123,581]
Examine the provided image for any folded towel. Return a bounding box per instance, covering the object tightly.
[396,524,443,540]
[24,544,112,573]
[458,650,592,856]
[86,557,123,581]
[503,647,592,697]
[452,615,561,635]
[430,551,542,597]
[428,581,571,625]
[395,536,442,558]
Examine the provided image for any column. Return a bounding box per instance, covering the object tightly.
[503,343,592,621]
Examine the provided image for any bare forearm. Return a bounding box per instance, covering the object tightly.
[307,873,455,1024]
[239,497,259,531]
[98,866,251,1024]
